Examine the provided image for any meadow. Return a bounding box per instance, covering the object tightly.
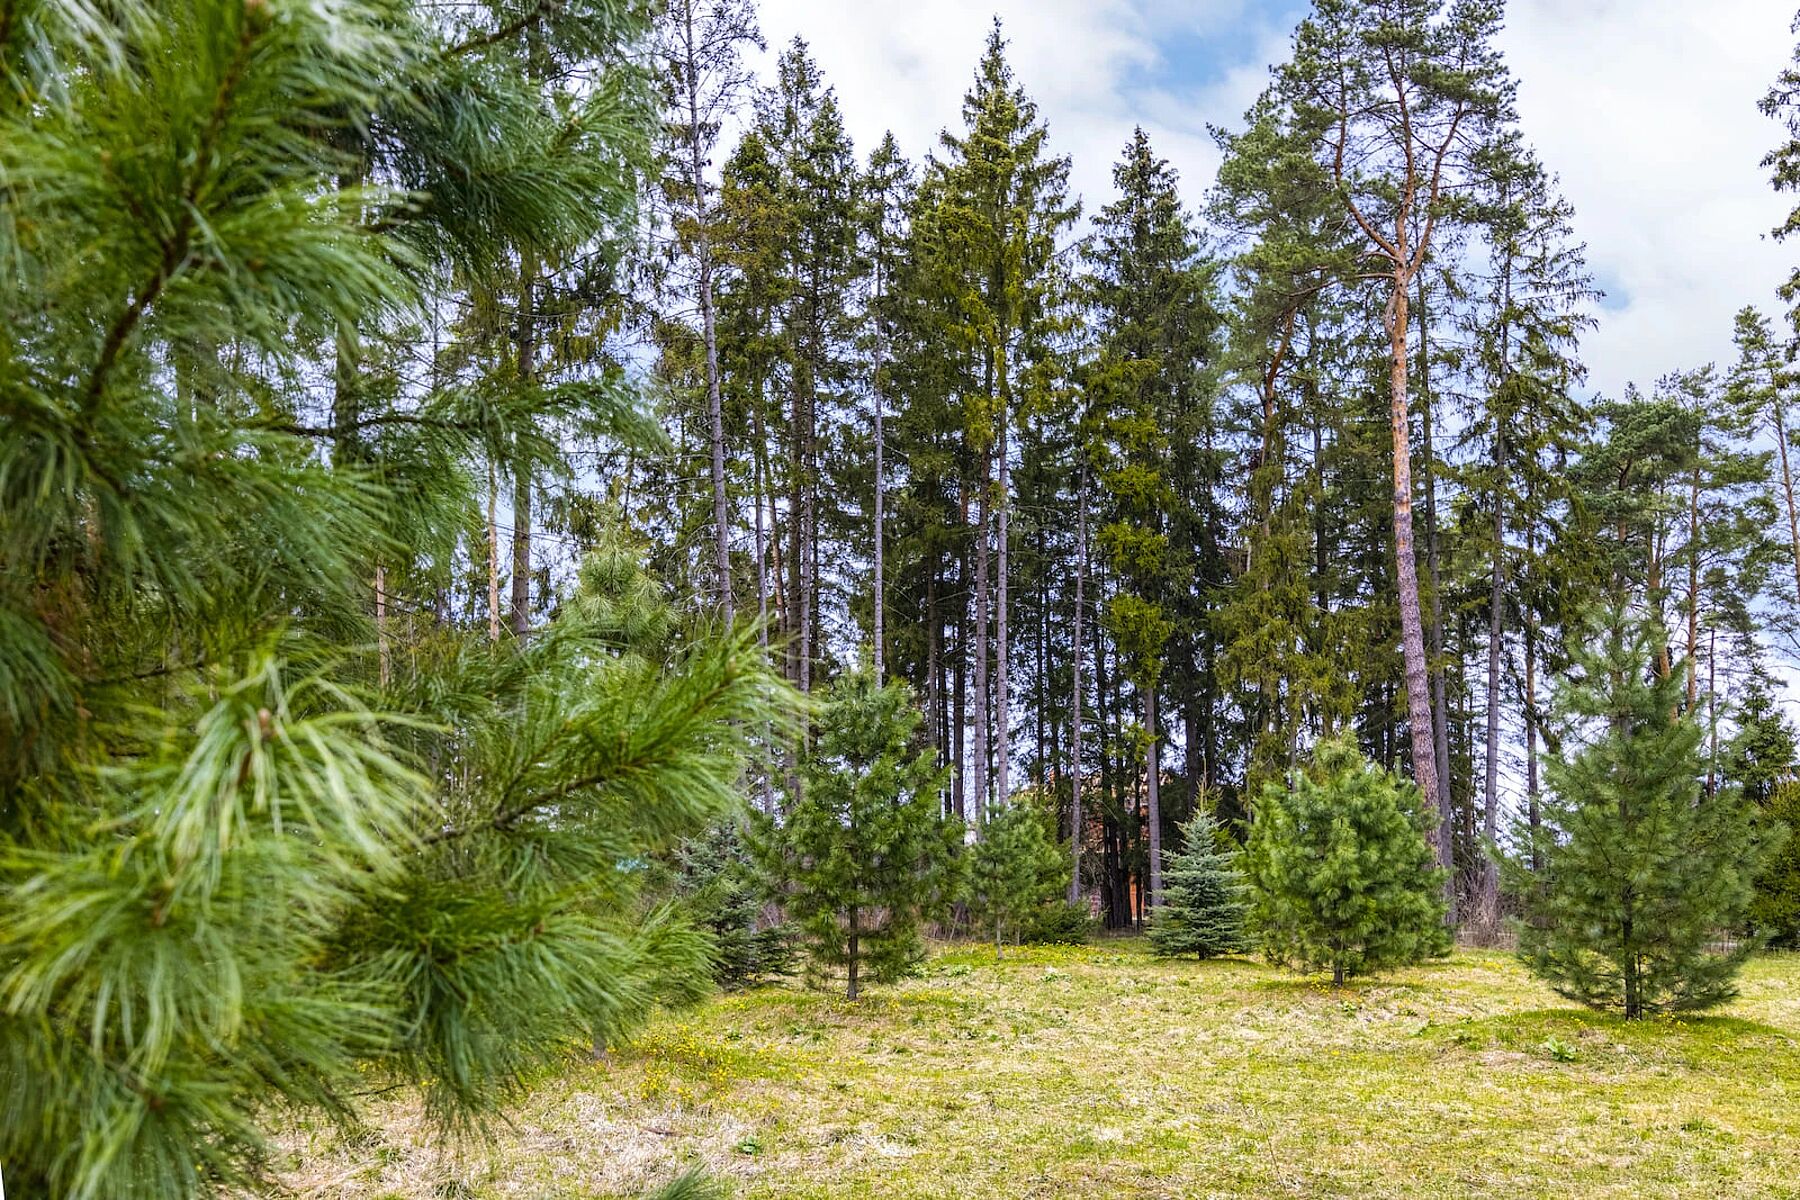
[288,942,1800,1199]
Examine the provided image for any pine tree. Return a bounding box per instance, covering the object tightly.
[1507,609,1766,1018]
[1246,739,1450,985]
[753,669,958,999]
[968,799,1066,958]
[0,3,787,1195]
[1149,810,1250,959]
[1270,0,1515,909]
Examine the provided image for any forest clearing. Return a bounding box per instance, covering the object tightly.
[291,943,1800,1200]
[12,0,1800,1195]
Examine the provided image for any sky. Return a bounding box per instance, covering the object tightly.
[750,0,1798,400]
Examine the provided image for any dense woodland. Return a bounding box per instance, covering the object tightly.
[7,0,1800,1196]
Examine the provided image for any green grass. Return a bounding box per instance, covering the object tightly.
[284,942,1800,1198]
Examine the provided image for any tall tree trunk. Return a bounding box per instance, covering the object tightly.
[374,563,390,687]
[1686,461,1702,711]
[1772,390,1800,606]
[1479,257,1512,933]
[1070,461,1087,904]
[1145,684,1162,911]
[509,249,536,641]
[953,555,968,821]
[1417,277,1454,883]
[1480,452,1504,932]
[487,461,501,643]
[972,450,991,828]
[872,374,885,687]
[680,0,732,622]
[996,410,1011,809]
[1524,503,1542,872]
[753,390,775,813]
[1387,271,1451,920]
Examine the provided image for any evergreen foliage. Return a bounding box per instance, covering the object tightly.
[968,800,1067,957]
[672,822,795,988]
[752,669,958,998]
[1149,810,1250,959]
[0,2,788,1195]
[1752,783,1800,948]
[1245,740,1450,985]
[1507,611,1768,1018]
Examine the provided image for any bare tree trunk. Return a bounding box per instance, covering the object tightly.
[753,393,775,813]
[996,411,1010,809]
[678,0,733,622]
[872,264,887,688]
[1773,391,1800,606]
[487,461,501,643]
[1387,273,1451,920]
[509,249,536,641]
[846,907,860,1001]
[1524,485,1542,872]
[1070,461,1087,904]
[1145,684,1162,911]
[953,583,967,821]
[1417,278,1454,880]
[374,563,390,687]
[1480,460,1504,933]
[1686,461,1701,710]
[972,451,991,828]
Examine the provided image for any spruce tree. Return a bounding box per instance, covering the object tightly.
[1508,609,1766,1018]
[968,800,1066,958]
[1149,810,1250,960]
[754,669,958,998]
[1246,739,1450,985]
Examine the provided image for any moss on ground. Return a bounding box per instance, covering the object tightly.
[283,942,1800,1198]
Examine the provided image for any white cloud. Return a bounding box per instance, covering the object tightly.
[746,0,1287,223]
[1501,0,1796,396]
[748,0,1798,395]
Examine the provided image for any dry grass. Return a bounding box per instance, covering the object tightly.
[281,942,1800,1198]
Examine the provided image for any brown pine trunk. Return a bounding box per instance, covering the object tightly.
[1387,274,1451,920]
[1773,392,1800,606]
[509,248,536,641]
[374,563,390,688]
[753,391,775,813]
[1145,685,1162,911]
[1417,278,1454,879]
[1070,462,1087,903]
[1686,462,1701,710]
[487,462,501,643]
[996,411,1011,809]
[679,0,733,622]
[1480,462,1503,932]
[846,907,861,1001]
[1524,502,1542,872]
[972,450,991,828]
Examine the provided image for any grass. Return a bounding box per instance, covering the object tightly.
[283,942,1800,1198]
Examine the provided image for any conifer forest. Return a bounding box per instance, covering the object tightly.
[9,0,1800,1196]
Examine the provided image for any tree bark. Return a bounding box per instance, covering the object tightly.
[487,461,501,643]
[996,407,1011,809]
[1145,684,1162,911]
[678,0,733,622]
[1387,274,1451,918]
[1773,389,1800,606]
[1070,460,1087,904]
[972,451,991,828]
[1417,277,1454,883]
[509,249,536,641]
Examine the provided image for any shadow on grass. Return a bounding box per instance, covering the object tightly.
[1431,1006,1794,1065]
